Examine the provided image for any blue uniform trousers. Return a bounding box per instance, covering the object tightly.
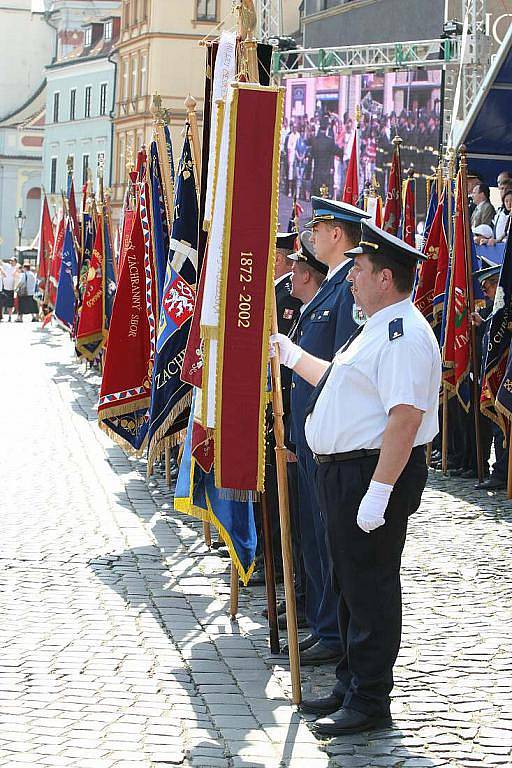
[296,444,341,650]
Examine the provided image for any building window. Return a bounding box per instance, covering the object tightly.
[118,133,126,184]
[122,58,129,100]
[131,54,139,99]
[104,18,113,40]
[99,83,108,116]
[70,89,76,121]
[140,51,148,96]
[50,157,58,194]
[53,92,60,123]
[196,0,217,21]
[85,86,92,118]
[84,25,92,47]
[82,154,90,185]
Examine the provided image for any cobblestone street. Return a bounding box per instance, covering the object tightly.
[1,322,512,768]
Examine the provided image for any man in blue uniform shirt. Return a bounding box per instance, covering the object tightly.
[273,221,441,734]
[287,198,370,665]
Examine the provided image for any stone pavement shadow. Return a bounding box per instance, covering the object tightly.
[88,542,321,767]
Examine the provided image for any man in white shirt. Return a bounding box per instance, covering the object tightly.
[0,257,20,321]
[15,263,39,322]
[272,221,441,735]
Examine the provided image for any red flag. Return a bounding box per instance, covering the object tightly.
[37,194,54,290]
[75,216,105,360]
[413,197,447,326]
[68,177,79,238]
[47,213,64,308]
[342,127,360,207]
[382,140,402,236]
[442,169,471,407]
[403,175,416,246]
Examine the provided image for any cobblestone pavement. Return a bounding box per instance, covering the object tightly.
[1,322,512,768]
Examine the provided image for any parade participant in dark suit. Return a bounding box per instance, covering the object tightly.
[287,198,370,666]
[310,116,343,197]
[272,221,441,734]
[274,232,302,335]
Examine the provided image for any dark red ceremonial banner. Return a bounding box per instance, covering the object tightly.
[75,217,105,360]
[342,128,359,207]
[382,143,402,236]
[47,215,64,308]
[215,84,283,493]
[97,194,156,452]
[118,209,135,275]
[403,177,416,246]
[413,199,446,325]
[37,194,54,293]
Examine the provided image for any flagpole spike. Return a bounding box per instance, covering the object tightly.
[355,104,361,129]
[66,155,73,176]
[407,165,415,179]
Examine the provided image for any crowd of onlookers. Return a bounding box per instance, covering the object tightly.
[0,258,39,323]
[281,106,441,202]
[470,170,512,247]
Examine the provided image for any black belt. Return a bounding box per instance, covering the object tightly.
[314,448,381,464]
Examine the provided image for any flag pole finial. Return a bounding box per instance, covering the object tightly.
[355,104,361,128]
[66,155,73,175]
[392,134,403,148]
[151,92,171,126]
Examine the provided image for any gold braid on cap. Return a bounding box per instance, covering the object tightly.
[359,240,379,250]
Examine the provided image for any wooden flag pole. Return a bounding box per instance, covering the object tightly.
[459,146,484,483]
[442,154,456,476]
[239,1,301,704]
[230,562,239,619]
[185,94,212,550]
[260,491,280,654]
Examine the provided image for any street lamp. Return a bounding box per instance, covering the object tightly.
[14,208,26,250]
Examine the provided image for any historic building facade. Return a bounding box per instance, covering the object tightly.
[43,14,121,204]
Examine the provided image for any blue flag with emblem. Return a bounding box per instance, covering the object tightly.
[147,132,197,472]
[149,139,173,309]
[54,222,78,331]
[174,393,257,585]
[103,214,116,330]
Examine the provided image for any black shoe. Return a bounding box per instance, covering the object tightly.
[281,633,318,655]
[299,641,342,666]
[278,610,308,630]
[300,694,343,716]
[313,707,392,736]
[449,467,464,477]
[250,568,283,586]
[475,476,506,491]
[262,599,287,619]
[461,469,478,479]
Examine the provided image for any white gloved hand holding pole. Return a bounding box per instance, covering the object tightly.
[270,333,303,369]
[357,480,393,533]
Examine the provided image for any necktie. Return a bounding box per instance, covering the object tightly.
[304,324,364,419]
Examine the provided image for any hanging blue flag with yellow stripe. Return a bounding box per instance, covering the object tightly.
[147,132,197,472]
[174,394,257,585]
[55,223,77,331]
[103,214,116,330]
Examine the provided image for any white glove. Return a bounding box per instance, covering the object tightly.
[270,333,303,369]
[357,480,393,533]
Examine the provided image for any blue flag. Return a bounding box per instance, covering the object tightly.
[103,215,116,329]
[489,228,512,428]
[147,133,197,471]
[174,395,257,585]
[54,223,77,331]
[149,140,173,308]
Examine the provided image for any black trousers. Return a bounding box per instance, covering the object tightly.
[315,446,428,716]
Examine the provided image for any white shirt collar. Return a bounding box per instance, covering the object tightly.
[274,271,292,287]
[364,298,412,331]
[326,257,350,281]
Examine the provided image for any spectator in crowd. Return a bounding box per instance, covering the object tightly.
[0,257,20,322]
[15,263,38,323]
[470,183,496,229]
[310,116,343,197]
[284,122,300,197]
[490,185,512,245]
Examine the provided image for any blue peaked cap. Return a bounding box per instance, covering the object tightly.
[305,196,370,228]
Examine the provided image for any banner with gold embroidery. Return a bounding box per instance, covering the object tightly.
[214,83,283,493]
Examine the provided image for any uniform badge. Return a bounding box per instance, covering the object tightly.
[389,318,404,341]
[283,308,294,320]
[352,304,366,326]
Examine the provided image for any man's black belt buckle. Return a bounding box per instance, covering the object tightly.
[314,448,381,464]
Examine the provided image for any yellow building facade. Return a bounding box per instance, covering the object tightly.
[111,0,233,207]
[112,1,301,208]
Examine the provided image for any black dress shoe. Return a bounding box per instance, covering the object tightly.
[262,599,287,618]
[314,706,392,736]
[300,694,343,715]
[299,641,342,666]
[281,633,318,655]
[475,476,506,491]
[278,610,308,629]
[461,468,478,479]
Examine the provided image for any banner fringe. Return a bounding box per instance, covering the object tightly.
[146,390,193,475]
